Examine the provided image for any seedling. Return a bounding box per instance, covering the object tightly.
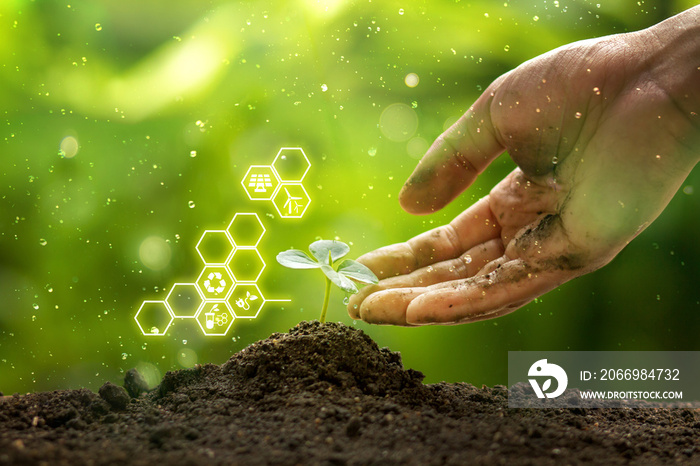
[276,240,378,323]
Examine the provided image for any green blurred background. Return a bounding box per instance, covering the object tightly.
[1,0,699,394]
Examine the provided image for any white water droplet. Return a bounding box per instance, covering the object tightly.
[464,255,472,264]
[33,303,39,310]
[188,201,195,208]
[404,73,419,88]
[574,112,582,119]
[342,296,350,305]
[189,150,197,158]
[39,238,47,246]
[368,147,377,156]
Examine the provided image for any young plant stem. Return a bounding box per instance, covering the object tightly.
[320,277,332,323]
[319,251,333,323]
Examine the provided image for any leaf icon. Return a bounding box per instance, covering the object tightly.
[542,379,552,392]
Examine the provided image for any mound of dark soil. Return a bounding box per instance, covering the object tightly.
[1,321,698,465]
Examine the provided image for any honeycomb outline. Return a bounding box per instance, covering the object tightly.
[271,183,311,219]
[227,283,265,319]
[134,301,174,336]
[165,283,203,318]
[241,147,311,218]
[134,212,288,337]
[195,230,235,265]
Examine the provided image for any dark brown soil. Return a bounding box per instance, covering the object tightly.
[1,321,699,465]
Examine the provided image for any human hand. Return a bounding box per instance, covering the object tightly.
[349,10,700,326]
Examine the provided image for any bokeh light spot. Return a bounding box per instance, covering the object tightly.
[177,348,198,368]
[407,137,429,159]
[59,136,79,158]
[135,362,161,389]
[404,73,419,88]
[443,115,461,132]
[379,103,418,142]
[139,236,172,271]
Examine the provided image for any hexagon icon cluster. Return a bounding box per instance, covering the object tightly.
[241,147,311,219]
[134,212,287,337]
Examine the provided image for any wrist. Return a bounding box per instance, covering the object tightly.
[637,7,700,162]
[640,7,699,101]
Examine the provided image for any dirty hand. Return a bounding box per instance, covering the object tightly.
[349,7,700,326]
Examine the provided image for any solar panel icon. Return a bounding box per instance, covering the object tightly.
[240,165,279,201]
[249,173,273,193]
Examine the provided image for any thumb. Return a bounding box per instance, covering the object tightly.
[399,87,505,215]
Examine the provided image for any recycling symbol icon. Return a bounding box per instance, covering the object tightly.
[204,272,226,294]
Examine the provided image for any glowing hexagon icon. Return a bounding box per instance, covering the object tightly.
[241,165,280,201]
[165,283,203,318]
[196,230,235,265]
[196,265,235,300]
[195,301,235,336]
[272,147,310,182]
[272,183,310,219]
[227,283,265,319]
[228,248,265,282]
[227,212,265,248]
[135,300,174,336]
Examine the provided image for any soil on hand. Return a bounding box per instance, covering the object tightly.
[1,321,698,465]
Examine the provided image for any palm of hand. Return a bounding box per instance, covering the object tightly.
[492,36,695,269]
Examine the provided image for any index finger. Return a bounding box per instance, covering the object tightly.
[399,81,507,215]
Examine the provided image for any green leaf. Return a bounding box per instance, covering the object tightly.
[321,265,359,294]
[337,260,379,284]
[276,249,321,269]
[309,240,350,264]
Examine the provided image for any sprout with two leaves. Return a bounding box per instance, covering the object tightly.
[276,240,379,323]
